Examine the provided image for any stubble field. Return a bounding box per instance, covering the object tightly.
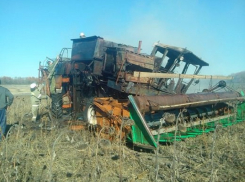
[0,85,245,181]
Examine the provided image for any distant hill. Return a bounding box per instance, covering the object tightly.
[188,70,245,93]
[228,71,245,83]
[227,70,245,92]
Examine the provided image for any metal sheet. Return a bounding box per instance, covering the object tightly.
[134,92,243,112]
[134,72,233,80]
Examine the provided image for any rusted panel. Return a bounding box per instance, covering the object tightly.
[122,109,130,117]
[93,60,103,75]
[94,97,129,108]
[134,92,242,112]
[126,52,154,70]
[65,63,72,75]
[103,53,116,73]
[54,75,62,89]
[62,77,70,83]
[62,104,72,108]
[107,79,164,95]
[93,97,132,140]
[133,72,233,80]
[112,107,121,116]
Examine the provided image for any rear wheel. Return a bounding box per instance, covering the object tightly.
[51,93,63,118]
[82,97,97,125]
[84,104,97,125]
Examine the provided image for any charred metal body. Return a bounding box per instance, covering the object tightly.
[67,36,210,119]
[38,35,245,148]
[38,35,233,120]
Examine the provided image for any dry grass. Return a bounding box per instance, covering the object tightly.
[0,94,245,182]
[3,85,30,95]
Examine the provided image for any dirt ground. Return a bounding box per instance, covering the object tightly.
[0,88,245,181]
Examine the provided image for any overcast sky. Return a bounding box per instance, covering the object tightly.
[0,0,244,77]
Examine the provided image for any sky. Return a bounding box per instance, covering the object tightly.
[0,0,244,78]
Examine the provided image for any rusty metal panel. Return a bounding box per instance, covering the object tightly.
[103,53,115,73]
[93,97,132,140]
[134,92,242,112]
[54,75,62,89]
[134,94,188,112]
[93,61,103,75]
[65,62,72,75]
[62,77,70,83]
[115,51,125,72]
[125,52,154,70]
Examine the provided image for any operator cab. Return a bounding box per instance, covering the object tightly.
[151,43,209,94]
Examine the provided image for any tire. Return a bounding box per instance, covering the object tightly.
[82,97,97,125]
[51,93,63,118]
[83,104,97,125]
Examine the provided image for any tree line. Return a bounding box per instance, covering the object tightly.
[0,76,39,85]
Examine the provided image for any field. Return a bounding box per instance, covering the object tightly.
[2,85,31,95]
[0,85,245,181]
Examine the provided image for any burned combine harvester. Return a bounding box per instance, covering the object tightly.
[39,35,245,148]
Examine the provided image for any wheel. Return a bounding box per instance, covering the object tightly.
[51,93,63,118]
[84,104,97,125]
[6,124,25,140]
[82,97,97,125]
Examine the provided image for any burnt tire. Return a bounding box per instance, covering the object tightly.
[83,104,97,125]
[82,97,97,125]
[51,93,63,118]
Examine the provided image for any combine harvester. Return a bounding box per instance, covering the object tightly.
[39,34,245,149]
